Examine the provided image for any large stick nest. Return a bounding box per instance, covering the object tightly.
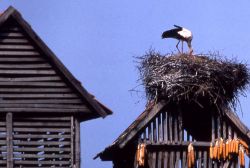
[137,51,250,109]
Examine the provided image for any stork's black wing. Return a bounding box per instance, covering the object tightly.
[162,28,182,39]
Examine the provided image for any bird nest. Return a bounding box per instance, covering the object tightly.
[137,51,250,110]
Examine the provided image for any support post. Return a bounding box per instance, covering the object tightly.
[75,118,80,168]
[71,116,75,168]
[6,112,13,168]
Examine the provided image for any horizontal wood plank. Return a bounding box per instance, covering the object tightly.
[0,99,83,104]
[14,167,69,168]
[14,134,71,139]
[13,141,70,146]
[0,140,6,145]
[14,160,70,165]
[13,121,71,126]
[0,93,77,98]
[2,104,85,109]
[0,88,71,93]
[14,154,70,159]
[0,63,51,69]
[14,116,71,120]
[0,107,90,113]
[13,127,71,132]
[0,69,56,75]
[0,44,34,50]
[0,51,40,56]
[0,27,22,32]
[0,76,61,82]
[14,147,70,152]
[0,57,44,62]
[0,147,7,152]
[0,38,29,44]
[0,32,24,37]
[0,81,66,87]
[0,160,6,164]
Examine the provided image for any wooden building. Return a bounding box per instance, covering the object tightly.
[0,6,112,168]
[97,100,250,168]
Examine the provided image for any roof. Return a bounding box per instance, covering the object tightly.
[96,100,250,160]
[0,6,112,120]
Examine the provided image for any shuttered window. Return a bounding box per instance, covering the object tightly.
[0,113,77,168]
[0,114,7,167]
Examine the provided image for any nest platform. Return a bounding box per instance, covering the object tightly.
[138,51,250,110]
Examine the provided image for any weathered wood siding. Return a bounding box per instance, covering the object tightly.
[133,109,244,168]
[0,113,79,168]
[0,19,90,114]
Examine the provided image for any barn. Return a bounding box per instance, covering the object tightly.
[0,6,112,168]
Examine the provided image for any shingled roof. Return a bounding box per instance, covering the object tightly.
[0,6,112,121]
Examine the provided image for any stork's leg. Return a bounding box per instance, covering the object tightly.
[181,41,184,53]
[176,40,180,53]
[189,47,194,56]
[187,41,193,56]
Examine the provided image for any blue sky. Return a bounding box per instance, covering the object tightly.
[0,1,250,167]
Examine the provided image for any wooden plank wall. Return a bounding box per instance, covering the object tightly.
[0,113,76,168]
[0,19,89,114]
[139,110,193,145]
[136,110,242,168]
[13,115,73,168]
[146,147,208,168]
[0,113,6,167]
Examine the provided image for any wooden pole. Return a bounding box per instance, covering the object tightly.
[71,116,75,168]
[75,118,80,168]
[6,112,13,168]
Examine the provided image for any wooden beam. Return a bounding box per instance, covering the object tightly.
[119,101,166,148]
[0,44,35,50]
[14,147,71,152]
[0,99,83,104]
[0,57,44,62]
[71,116,75,168]
[0,69,56,75]
[13,154,71,159]
[0,93,77,98]
[6,112,13,168]
[0,38,29,44]
[75,118,80,168]
[146,141,211,149]
[14,160,70,165]
[0,32,23,37]
[0,81,66,87]
[0,50,40,56]
[0,87,70,93]
[13,134,71,139]
[0,107,90,113]
[0,76,61,82]
[0,63,51,69]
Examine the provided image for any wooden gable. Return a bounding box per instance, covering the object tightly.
[0,6,113,168]
[97,101,250,168]
[0,6,112,121]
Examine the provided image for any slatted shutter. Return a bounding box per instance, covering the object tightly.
[0,114,7,167]
[0,113,78,168]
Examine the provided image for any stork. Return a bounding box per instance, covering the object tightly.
[162,25,193,55]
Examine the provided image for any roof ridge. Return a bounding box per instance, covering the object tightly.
[0,6,112,119]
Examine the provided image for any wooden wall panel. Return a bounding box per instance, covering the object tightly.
[12,115,73,167]
[0,20,90,114]
[135,109,243,168]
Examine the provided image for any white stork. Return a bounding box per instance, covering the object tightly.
[162,25,193,55]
